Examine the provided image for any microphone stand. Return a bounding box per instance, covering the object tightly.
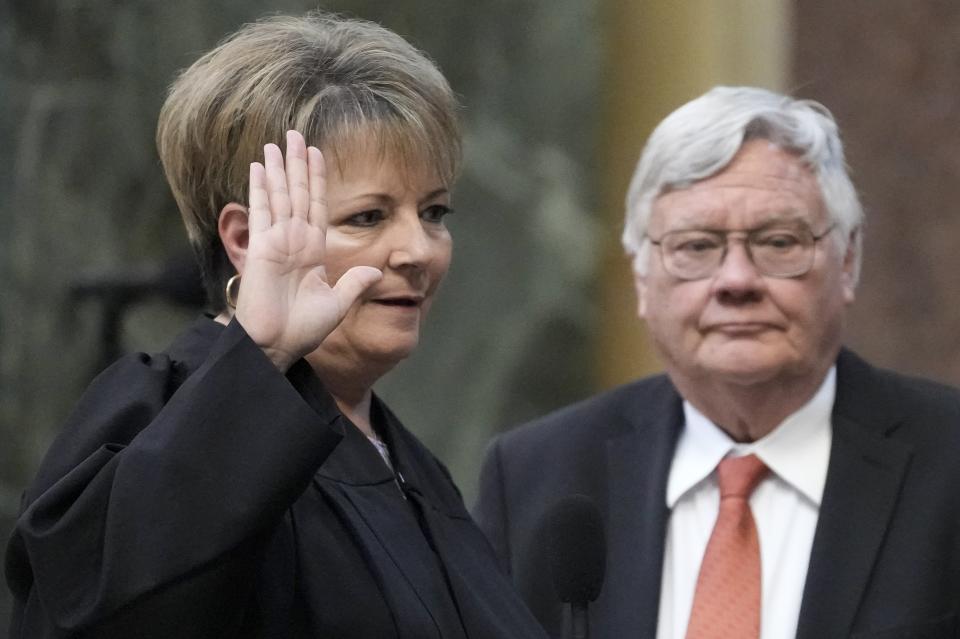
[571,601,589,639]
[546,493,605,639]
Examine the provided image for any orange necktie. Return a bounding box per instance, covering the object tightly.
[685,454,769,639]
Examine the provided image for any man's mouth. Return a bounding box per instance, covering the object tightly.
[705,322,777,334]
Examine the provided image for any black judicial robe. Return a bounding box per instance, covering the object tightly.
[6,317,547,639]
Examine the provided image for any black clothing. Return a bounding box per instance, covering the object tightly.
[7,318,546,639]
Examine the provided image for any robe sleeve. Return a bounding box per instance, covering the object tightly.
[6,319,344,636]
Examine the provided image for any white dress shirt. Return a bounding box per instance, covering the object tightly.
[655,368,835,639]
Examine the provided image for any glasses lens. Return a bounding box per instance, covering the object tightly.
[661,231,725,279]
[749,227,815,277]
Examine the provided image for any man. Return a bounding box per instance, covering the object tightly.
[474,86,960,639]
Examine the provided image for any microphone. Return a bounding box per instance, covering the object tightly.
[546,494,606,639]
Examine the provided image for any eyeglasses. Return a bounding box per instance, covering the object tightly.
[646,223,836,280]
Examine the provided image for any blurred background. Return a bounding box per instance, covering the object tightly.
[3,0,960,624]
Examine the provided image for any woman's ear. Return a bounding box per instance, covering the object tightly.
[218,202,250,274]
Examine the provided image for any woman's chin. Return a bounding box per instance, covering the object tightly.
[359,333,421,365]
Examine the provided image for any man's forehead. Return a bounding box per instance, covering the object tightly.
[654,183,820,217]
[655,207,815,232]
[652,142,825,229]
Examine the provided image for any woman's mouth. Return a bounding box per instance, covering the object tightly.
[371,296,423,308]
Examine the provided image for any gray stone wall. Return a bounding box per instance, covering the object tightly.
[0,0,600,623]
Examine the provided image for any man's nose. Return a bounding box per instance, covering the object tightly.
[710,240,765,300]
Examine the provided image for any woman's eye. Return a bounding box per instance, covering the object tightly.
[421,204,453,224]
[345,210,384,227]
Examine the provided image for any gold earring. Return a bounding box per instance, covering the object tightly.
[225,274,241,309]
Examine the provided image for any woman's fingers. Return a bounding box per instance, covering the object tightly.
[285,131,310,220]
[307,146,327,228]
[255,132,317,226]
[330,266,383,312]
[248,162,270,234]
[263,143,292,221]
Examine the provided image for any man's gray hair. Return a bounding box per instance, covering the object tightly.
[622,86,863,283]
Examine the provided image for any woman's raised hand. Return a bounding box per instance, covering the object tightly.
[234,130,382,371]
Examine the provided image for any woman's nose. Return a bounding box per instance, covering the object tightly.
[386,214,431,269]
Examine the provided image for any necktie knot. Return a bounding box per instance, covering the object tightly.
[717,454,768,499]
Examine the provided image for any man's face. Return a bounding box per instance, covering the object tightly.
[636,140,857,389]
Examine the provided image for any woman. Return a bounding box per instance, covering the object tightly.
[6,13,547,639]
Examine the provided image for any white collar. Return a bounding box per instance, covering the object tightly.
[666,367,835,508]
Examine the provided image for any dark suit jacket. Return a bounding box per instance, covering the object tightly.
[6,318,546,639]
[474,350,960,638]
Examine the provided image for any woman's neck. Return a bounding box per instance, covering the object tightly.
[214,312,390,439]
[332,390,375,439]
[304,342,399,440]
[307,355,383,439]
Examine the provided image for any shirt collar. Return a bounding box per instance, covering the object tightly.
[666,367,835,508]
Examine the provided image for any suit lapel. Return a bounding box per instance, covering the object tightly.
[597,380,683,638]
[796,352,913,639]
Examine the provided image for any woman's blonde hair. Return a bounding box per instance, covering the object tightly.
[156,12,462,309]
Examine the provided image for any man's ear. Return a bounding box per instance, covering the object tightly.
[840,228,859,304]
[634,270,649,319]
[218,202,250,275]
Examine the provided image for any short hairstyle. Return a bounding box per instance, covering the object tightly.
[622,86,864,284]
[157,12,462,310]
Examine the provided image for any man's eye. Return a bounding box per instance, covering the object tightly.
[345,210,384,227]
[756,233,802,249]
[675,238,721,253]
[421,204,453,224]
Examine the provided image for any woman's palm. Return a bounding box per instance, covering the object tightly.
[235,131,381,370]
